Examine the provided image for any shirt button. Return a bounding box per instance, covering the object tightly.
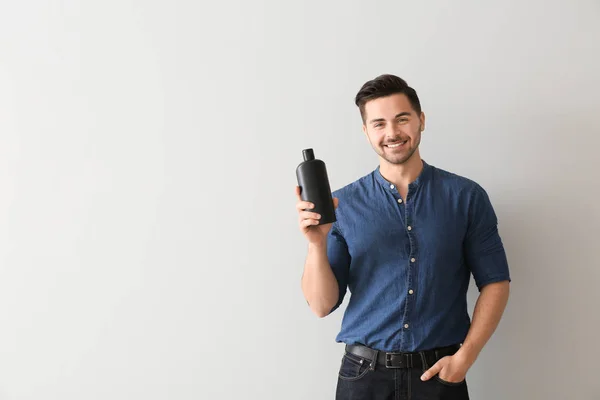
[390,184,395,189]
[407,226,412,231]
[409,289,414,294]
[411,257,416,262]
[397,198,403,204]
[404,324,409,329]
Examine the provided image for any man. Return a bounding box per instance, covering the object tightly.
[295,74,511,400]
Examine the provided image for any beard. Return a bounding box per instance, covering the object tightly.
[372,124,422,165]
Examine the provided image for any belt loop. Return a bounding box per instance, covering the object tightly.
[419,351,428,370]
[370,349,378,371]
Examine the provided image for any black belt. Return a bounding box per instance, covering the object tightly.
[345,343,461,369]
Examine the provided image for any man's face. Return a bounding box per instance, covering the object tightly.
[362,93,425,165]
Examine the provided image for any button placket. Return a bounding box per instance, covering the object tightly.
[404,187,416,337]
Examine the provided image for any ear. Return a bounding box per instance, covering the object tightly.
[419,112,426,131]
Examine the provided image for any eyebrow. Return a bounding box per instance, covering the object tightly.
[369,112,411,124]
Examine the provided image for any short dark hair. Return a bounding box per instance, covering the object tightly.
[354,74,422,122]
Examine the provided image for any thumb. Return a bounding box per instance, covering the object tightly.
[421,361,442,381]
[333,197,339,209]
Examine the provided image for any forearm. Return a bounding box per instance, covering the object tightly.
[456,280,510,365]
[301,242,339,318]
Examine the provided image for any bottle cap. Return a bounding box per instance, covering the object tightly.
[302,148,315,161]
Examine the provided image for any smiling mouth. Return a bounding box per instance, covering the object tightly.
[385,140,408,148]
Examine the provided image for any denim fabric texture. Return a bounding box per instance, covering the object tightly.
[336,350,470,400]
[327,160,511,352]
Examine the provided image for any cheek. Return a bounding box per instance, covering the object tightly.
[369,131,385,142]
[407,125,421,138]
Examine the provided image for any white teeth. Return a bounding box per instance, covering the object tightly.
[387,141,407,148]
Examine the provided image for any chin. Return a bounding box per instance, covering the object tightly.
[389,157,411,165]
[382,151,415,165]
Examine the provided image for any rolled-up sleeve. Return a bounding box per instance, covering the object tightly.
[327,222,351,313]
[464,184,511,291]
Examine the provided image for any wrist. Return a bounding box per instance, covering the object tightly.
[454,344,479,367]
[308,240,327,251]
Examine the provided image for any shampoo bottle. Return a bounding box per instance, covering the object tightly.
[295,148,336,225]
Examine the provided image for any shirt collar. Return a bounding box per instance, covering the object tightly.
[375,159,432,190]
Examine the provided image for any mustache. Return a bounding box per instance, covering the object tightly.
[383,138,409,145]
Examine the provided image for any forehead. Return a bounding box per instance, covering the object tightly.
[364,93,413,120]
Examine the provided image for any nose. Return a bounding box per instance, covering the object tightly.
[385,125,402,140]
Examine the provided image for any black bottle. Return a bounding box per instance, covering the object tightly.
[296,148,336,225]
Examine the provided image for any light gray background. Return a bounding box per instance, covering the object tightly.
[1,1,599,399]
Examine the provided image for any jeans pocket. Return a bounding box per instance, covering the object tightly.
[434,375,466,387]
[338,352,371,381]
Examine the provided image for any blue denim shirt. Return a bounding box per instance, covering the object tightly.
[327,160,510,352]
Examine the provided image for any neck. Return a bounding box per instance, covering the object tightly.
[379,152,424,188]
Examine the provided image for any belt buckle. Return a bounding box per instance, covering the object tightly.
[385,353,400,368]
[385,352,412,369]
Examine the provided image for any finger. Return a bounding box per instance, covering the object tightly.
[421,362,442,381]
[296,201,315,211]
[300,211,321,220]
[300,219,320,228]
[333,197,339,209]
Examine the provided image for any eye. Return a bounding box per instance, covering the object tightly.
[374,123,384,128]
[397,118,409,123]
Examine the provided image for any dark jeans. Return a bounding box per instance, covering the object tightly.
[336,351,469,400]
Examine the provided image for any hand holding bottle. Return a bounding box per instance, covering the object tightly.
[295,185,339,246]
